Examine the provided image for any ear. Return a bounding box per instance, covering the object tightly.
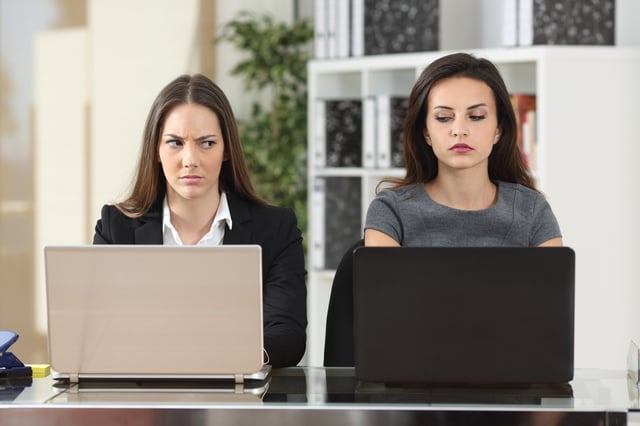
[423,129,431,145]
[494,128,501,144]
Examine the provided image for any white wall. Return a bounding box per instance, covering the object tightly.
[538,51,640,370]
[214,1,295,120]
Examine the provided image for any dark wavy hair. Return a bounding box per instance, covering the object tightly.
[116,74,266,217]
[379,52,535,192]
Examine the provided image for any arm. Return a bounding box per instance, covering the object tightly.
[530,194,563,247]
[93,205,114,244]
[364,228,400,247]
[261,208,307,368]
[364,190,404,246]
[538,237,563,247]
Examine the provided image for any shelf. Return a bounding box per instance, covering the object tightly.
[305,45,640,369]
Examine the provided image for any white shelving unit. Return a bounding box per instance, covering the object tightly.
[306,46,640,369]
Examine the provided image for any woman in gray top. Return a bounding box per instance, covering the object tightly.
[365,53,562,247]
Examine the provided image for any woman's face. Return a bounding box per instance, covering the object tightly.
[158,103,225,203]
[424,76,501,175]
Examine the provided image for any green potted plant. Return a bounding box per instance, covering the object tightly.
[217,12,313,246]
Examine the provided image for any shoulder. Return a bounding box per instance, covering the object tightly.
[99,203,161,225]
[499,181,542,198]
[93,204,136,244]
[497,181,549,213]
[93,202,162,244]
[95,204,138,234]
[98,204,132,227]
[254,203,297,226]
[375,183,422,204]
[370,184,425,216]
[226,195,302,252]
[228,194,298,226]
[367,184,423,226]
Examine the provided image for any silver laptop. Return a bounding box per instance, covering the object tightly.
[50,377,271,404]
[44,245,269,384]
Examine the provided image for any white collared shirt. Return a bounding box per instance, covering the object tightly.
[162,192,233,246]
[162,192,267,362]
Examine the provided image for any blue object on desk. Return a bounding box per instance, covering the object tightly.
[0,330,32,378]
[0,330,18,353]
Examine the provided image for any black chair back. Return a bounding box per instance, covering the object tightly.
[323,239,364,367]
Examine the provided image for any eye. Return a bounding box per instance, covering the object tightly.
[469,114,486,121]
[434,115,451,123]
[201,140,216,148]
[166,139,183,147]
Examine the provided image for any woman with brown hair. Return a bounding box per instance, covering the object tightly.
[93,74,306,368]
[365,53,562,247]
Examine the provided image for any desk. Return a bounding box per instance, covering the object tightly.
[1,368,638,425]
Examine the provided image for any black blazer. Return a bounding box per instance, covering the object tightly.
[93,193,307,368]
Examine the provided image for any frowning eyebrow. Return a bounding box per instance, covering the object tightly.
[162,133,218,140]
[433,103,489,110]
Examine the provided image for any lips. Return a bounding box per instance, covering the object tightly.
[180,175,202,184]
[450,143,473,153]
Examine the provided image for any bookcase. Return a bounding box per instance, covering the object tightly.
[306,46,640,369]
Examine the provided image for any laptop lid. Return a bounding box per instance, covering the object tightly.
[44,245,268,383]
[353,246,575,386]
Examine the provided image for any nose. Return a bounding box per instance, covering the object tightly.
[451,128,469,137]
[182,144,199,168]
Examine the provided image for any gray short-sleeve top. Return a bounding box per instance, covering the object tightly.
[365,181,561,247]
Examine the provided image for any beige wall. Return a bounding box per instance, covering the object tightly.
[7,0,296,365]
[28,0,224,362]
[88,0,208,224]
[34,28,90,340]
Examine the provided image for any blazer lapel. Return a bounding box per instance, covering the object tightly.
[223,193,252,244]
[135,194,252,244]
[134,221,163,244]
[134,202,164,244]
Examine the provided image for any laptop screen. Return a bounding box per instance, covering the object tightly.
[353,246,575,385]
[44,245,265,381]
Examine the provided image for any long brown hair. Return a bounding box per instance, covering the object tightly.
[117,74,266,216]
[379,52,535,192]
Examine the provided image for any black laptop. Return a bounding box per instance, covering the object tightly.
[353,246,575,386]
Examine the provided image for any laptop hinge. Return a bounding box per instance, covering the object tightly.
[234,373,244,384]
[69,373,79,384]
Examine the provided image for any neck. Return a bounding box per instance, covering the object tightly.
[426,171,496,211]
[167,192,221,244]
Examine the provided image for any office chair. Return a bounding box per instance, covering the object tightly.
[323,238,364,367]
